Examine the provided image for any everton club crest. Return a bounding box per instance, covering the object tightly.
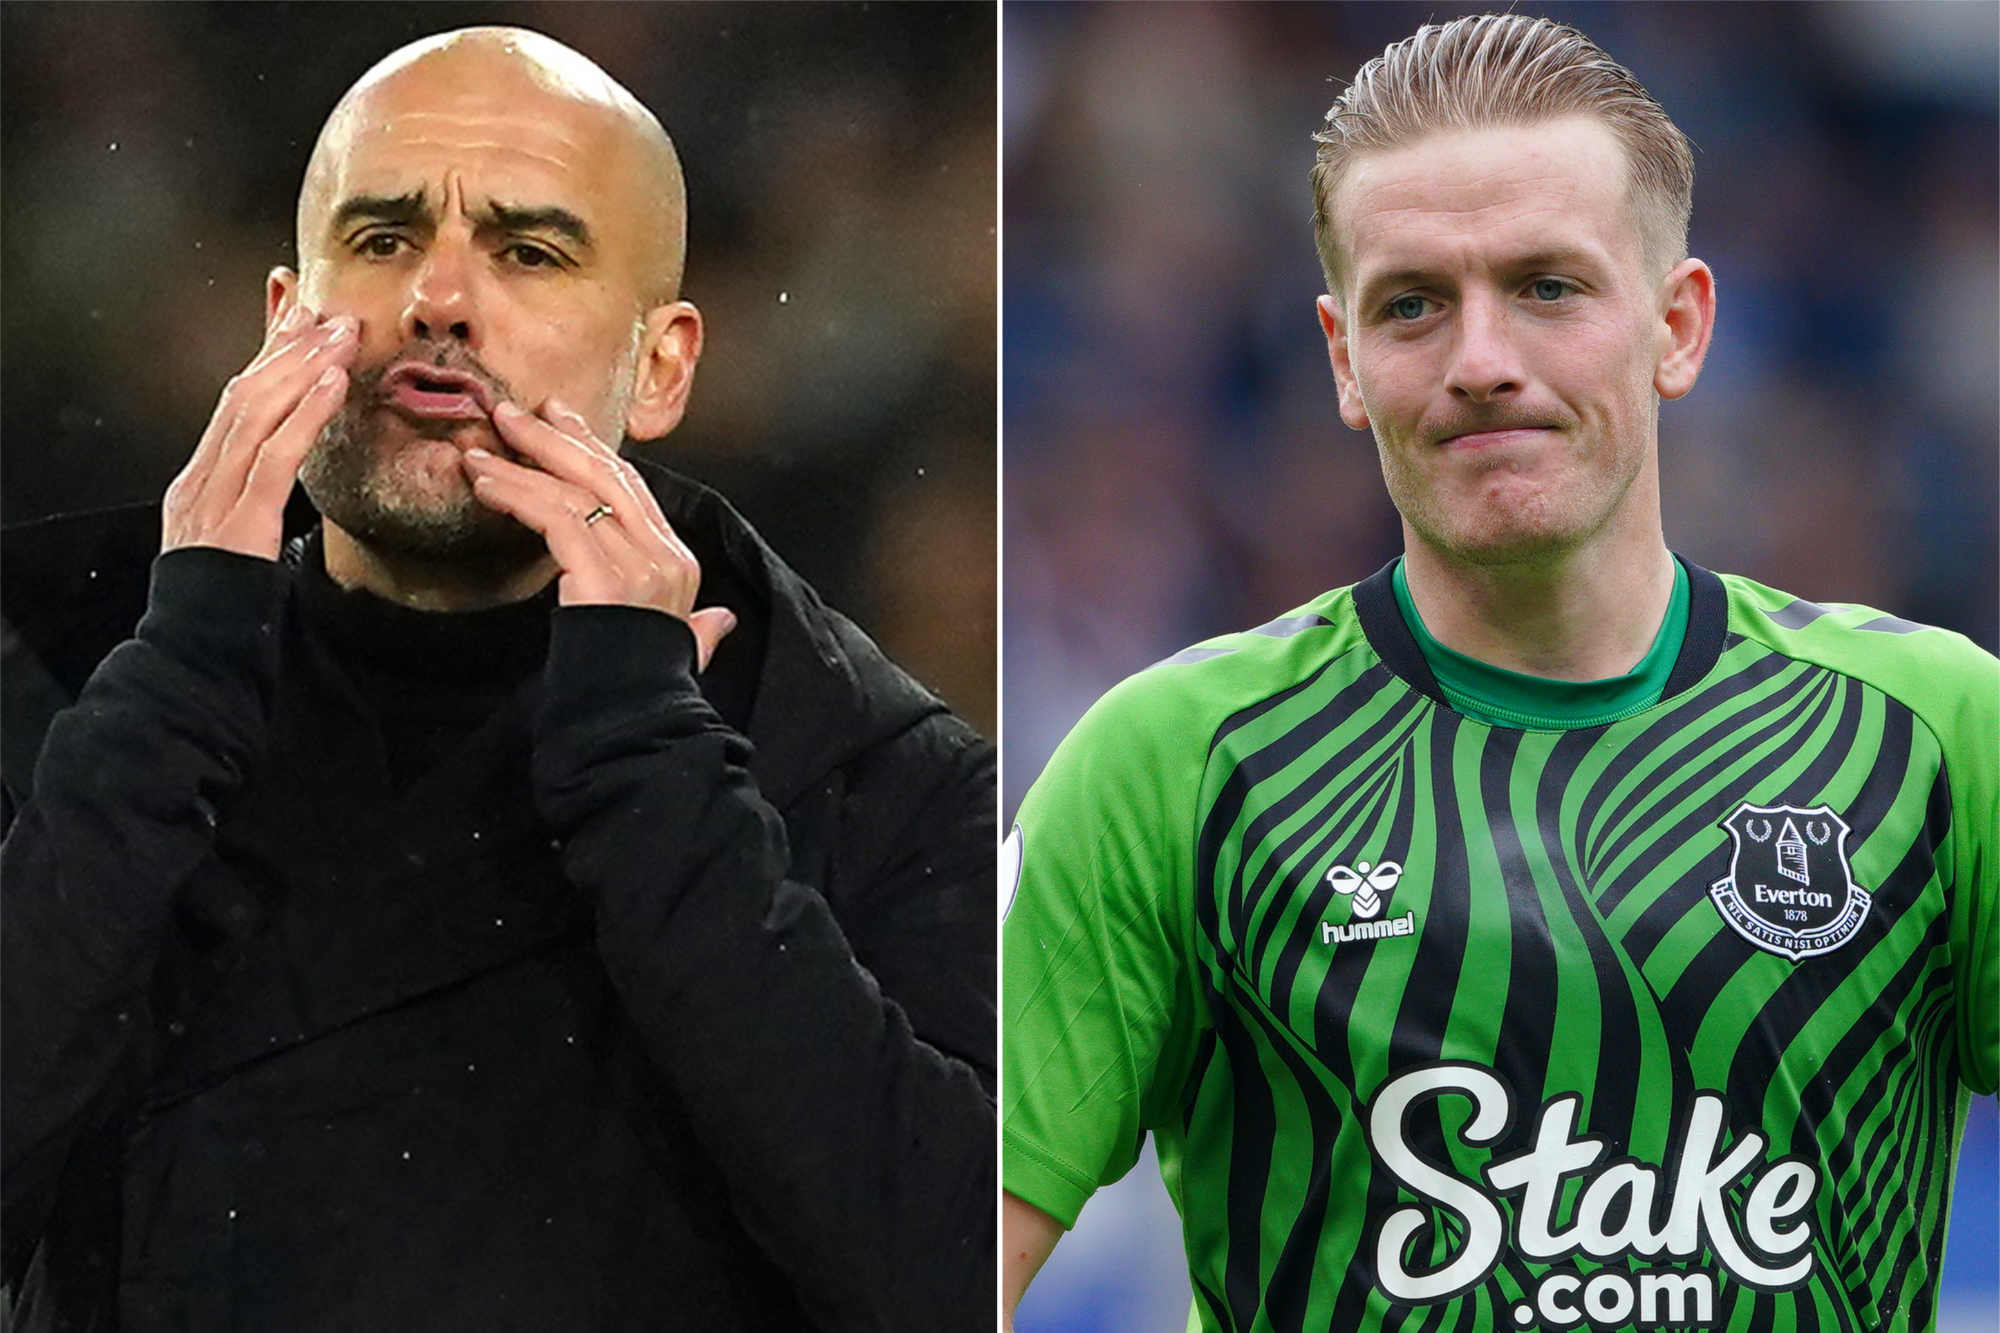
[1710,801,1871,961]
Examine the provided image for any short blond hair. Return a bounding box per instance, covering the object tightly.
[1311,14,1693,297]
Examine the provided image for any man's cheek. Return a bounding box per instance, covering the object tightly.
[1350,347,1418,424]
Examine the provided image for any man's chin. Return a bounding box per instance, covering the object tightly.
[1414,498,1592,569]
[1400,465,1613,567]
[334,500,546,571]
[1432,529,1582,569]
[302,449,544,570]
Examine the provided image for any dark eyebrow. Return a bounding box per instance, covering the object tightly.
[329,191,431,235]
[479,201,594,253]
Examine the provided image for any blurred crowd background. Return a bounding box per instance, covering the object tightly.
[1004,3,1997,1332]
[0,1,996,736]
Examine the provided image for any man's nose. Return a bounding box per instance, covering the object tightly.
[1445,292,1524,403]
[400,236,477,346]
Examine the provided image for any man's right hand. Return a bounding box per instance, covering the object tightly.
[160,304,358,559]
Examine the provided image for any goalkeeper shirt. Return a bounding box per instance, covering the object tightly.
[1002,555,1998,1333]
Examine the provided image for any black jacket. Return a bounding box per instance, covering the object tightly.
[0,465,996,1332]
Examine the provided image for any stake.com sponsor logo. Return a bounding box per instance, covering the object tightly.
[1366,1063,1818,1328]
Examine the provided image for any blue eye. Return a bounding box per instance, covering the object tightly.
[1390,295,1429,321]
[1533,278,1570,301]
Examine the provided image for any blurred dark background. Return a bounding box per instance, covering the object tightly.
[1,0,996,735]
[1002,4,1997,1331]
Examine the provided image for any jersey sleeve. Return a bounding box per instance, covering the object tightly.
[1851,625,1997,1094]
[1001,669,1212,1228]
[1724,577,1999,1094]
[1932,646,1999,1095]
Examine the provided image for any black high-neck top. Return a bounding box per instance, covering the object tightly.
[292,539,555,793]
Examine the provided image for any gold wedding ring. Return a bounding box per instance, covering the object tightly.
[582,503,615,527]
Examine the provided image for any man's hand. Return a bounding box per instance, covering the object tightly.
[464,398,737,669]
[161,305,358,559]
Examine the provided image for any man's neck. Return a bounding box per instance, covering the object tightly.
[1399,523,1678,683]
[322,522,558,613]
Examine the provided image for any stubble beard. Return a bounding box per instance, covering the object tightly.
[1379,424,1646,571]
[299,361,548,577]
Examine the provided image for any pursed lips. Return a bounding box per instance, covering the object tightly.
[380,362,499,422]
[1436,427,1556,449]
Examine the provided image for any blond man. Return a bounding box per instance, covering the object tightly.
[1004,15,1995,1333]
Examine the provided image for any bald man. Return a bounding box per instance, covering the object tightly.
[0,28,994,1333]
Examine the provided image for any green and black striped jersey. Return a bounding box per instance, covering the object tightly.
[1002,559,1998,1333]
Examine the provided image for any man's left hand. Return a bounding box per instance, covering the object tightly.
[465,399,737,670]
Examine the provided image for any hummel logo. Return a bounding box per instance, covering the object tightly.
[1326,860,1402,919]
[1321,859,1416,946]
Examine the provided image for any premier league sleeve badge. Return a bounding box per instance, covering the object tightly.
[1710,802,1873,961]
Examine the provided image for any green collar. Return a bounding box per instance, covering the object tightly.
[1389,558,1690,730]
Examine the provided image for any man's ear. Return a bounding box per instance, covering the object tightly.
[624,302,704,441]
[1317,295,1371,431]
[1654,258,1715,401]
[266,268,301,338]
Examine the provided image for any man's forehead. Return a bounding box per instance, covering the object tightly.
[327,109,611,188]
[305,112,623,263]
[297,27,684,298]
[308,31,661,211]
[1341,120,1638,272]
[329,74,634,174]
